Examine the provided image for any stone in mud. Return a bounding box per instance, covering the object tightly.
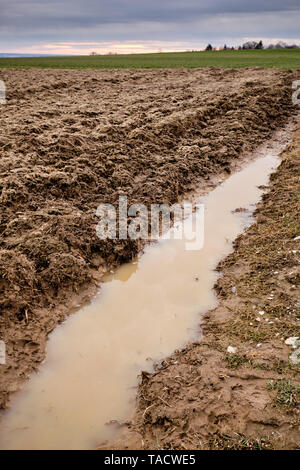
[227,346,237,354]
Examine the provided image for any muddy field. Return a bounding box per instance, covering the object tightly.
[0,68,298,413]
[112,125,300,450]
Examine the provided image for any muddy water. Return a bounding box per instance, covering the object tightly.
[0,153,280,450]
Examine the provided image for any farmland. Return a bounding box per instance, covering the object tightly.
[0,49,299,70]
[0,64,299,449]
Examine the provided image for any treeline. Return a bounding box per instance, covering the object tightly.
[205,40,300,51]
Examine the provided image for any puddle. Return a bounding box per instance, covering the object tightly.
[0,152,281,449]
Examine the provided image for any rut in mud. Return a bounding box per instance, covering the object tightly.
[112,125,300,451]
[0,67,299,408]
[0,145,284,450]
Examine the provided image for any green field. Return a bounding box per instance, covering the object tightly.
[0,49,299,69]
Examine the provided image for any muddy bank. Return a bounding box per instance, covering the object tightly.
[0,67,299,408]
[111,124,300,451]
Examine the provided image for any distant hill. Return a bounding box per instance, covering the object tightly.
[0,53,70,58]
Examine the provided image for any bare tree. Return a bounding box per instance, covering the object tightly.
[242,41,258,50]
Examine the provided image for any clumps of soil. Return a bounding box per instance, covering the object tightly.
[112,124,300,450]
[0,67,299,409]
[0,250,36,318]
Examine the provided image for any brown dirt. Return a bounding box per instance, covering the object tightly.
[0,67,299,412]
[110,124,300,451]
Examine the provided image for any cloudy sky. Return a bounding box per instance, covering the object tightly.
[0,0,300,54]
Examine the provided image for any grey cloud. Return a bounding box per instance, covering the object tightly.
[0,1,299,51]
[1,1,300,28]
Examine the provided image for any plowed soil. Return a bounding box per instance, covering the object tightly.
[0,68,298,413]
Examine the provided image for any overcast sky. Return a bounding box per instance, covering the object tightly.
[0,0,300,54]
